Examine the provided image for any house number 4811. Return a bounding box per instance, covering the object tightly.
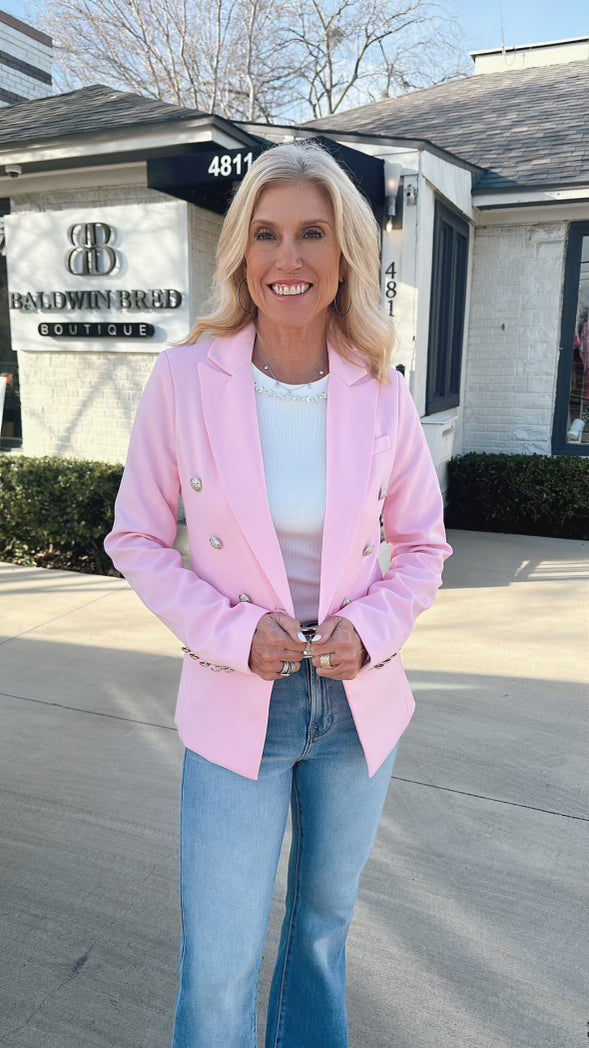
[208,152,253,177]
[384,261,397,317]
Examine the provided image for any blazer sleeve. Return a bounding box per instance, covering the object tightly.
[336,370,452,666]
[104,351,267,674]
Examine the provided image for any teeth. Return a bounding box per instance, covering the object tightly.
[271,283,311,296]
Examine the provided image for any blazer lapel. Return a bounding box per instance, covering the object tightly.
[198,325,294,614]
[198,326,379,624]
[318,346,379,623]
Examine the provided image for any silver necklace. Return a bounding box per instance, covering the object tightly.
[254,343,328,403]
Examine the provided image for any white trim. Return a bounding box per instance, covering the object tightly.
[1,161,148,195]
[467,35,586,56]
[474,186,589,209]
[470,35,588,57]
[0,119,246,168]
[474,200,589,226]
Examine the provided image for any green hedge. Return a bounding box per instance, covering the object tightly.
[445,452,589,540]
[0,456,124,574]
[2,452,587,576]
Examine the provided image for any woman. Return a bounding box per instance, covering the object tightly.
[104,141,451,1048]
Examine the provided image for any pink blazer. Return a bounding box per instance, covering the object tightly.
[104,324,451,779]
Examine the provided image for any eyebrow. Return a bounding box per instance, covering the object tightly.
[250,218,332,227]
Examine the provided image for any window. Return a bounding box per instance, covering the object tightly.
[426,200,469,414]
[552,221,589,455]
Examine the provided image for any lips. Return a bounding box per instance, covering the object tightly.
[269,282,312,296]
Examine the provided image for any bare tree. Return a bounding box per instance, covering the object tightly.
[277,0,468,118]
[25,0,467,121]
[26,0,289,118]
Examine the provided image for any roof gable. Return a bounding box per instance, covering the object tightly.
[0,84,205,148]
[307,60,589,191]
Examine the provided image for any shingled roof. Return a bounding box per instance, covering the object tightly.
[307,60,589,192]
[0,84,205,148]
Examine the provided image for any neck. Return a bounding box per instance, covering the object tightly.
[254,315,329,384]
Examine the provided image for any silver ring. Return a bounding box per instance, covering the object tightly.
[319,653,332,669]
[280,661,295,677]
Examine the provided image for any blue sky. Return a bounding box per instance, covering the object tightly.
[457,0,589,53]
[6,0,589,59]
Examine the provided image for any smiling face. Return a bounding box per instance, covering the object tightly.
[244,181,343,337]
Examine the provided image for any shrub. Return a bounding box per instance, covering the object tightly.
[0,456,124,574]
[445,452,589,540]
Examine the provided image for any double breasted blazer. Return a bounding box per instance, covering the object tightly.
[104,324,451,779]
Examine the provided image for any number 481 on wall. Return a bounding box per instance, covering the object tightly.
[384,261,397,317]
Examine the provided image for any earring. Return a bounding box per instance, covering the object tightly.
[332,280,351,317]
[238,279,256,314]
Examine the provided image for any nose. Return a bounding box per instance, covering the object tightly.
[276,236,302,271]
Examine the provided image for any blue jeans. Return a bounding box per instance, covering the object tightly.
[172,660,398,1048]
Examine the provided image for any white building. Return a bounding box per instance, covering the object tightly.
[308,38,589,467]
[0,8,52,105]
[1,38,588,480]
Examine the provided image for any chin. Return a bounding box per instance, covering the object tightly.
[260,302,329,332]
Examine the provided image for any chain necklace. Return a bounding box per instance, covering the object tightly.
[253,341,328,403]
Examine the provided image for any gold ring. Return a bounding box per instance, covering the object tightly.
[319,653,332,669]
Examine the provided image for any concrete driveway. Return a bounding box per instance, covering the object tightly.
[0,529,587,1048]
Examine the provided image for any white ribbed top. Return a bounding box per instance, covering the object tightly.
[253,363,328,623]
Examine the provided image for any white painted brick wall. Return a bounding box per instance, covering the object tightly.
[0,23,52,69]
[0,21,52,103]
[0,66,49,99]
[13,189,220,463]
[461,222,566,455]
[17,349,156,463]
[12,186,162,213]
[189,206,223,322]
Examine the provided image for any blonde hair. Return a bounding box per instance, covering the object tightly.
[183,140,394,381]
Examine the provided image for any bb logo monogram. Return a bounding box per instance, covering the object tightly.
[66,222,119,276]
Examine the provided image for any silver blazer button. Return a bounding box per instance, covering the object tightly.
[362,543,375,557]
[340,598,352,607]
[239,593,252,603]
[209,536,223,550]
[190,477,203,492]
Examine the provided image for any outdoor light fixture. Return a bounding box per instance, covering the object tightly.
[384,162,403,231]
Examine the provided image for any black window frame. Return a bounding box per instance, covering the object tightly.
[552,220,589,457]
[0,195,22,452]
[426,199,469,415]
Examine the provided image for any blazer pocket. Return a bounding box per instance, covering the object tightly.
[373,434,393,454]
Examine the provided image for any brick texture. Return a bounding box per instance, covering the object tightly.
[14,189,220,463]
[462,222,566,455]
[0,20,52,106]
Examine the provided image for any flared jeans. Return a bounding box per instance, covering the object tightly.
[172,659,398,1048]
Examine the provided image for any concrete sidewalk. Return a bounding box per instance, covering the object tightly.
[0,530,587,1048]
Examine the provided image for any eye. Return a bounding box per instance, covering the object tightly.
[303,228,324,239]
[253,228,275,241]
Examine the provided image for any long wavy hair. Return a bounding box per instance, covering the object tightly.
[182,140,395,381]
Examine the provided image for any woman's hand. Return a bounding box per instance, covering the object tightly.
[311,617,368,680]
[249,612,307,681]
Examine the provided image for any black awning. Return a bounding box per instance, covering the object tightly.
[147,136,384,218]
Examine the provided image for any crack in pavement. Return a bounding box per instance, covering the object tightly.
[392,774,588,821]
[0,689,174,730]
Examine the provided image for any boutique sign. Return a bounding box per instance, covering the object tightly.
[10,287,183,314]
[4,201,190,352]
[39,322,155,338]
